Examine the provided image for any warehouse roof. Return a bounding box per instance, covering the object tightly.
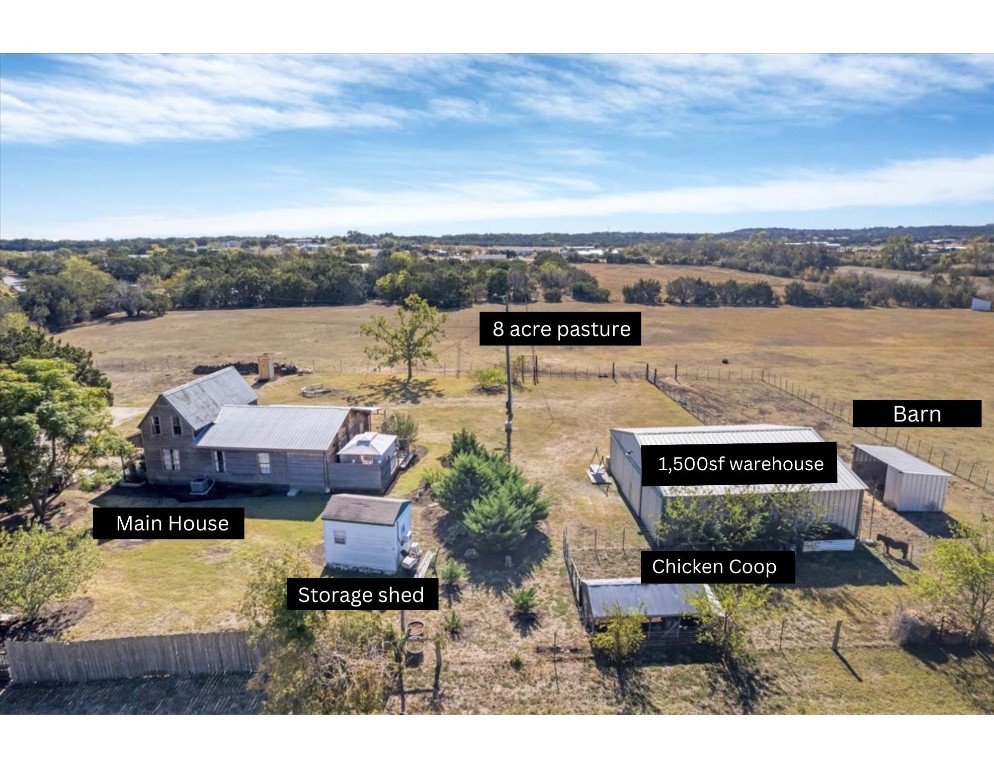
[853,444,951,476]
[159,367,257,431]
[320,494,408,526]
[610,424,868,495]
[581,578,712,621]
[195,405,351,451]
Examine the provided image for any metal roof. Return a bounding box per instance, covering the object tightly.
[611,424,868,495]
[321,494,408,526]
[160,367,257,432]
[338,432,397,457]
[853,444,951,476]
[581,578,706,620]
[195,405,351,451]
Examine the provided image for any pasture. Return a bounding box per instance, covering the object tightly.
[46,284,994,713]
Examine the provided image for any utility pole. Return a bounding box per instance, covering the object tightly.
[504,292,513,461]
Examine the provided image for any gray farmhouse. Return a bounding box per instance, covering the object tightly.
[138,367,396,493]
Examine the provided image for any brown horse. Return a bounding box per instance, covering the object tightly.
[876,533,909,560]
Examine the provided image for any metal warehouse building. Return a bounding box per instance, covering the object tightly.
[609,424,868,541]
[851,444,950,512]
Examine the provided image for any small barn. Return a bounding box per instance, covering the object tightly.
[970,297,992,312]
[851,444,950,512]
[579,578,715,644]
[609,425,868,541]
[321,494,414,573]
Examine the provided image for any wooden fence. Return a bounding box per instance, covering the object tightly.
[5,631,261,684]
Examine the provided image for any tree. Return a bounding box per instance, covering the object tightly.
[686,584,772,660]
[0,323,112,394]
[435,451,500,519]
[0,358,130,522]
[241,550,397,714]
[914,520,994,646]
[590,603,647,665]
[449,427,485,459]
[622,278,663,305]
[0,523,100,621]
[463,485,531,554]
[656,487,826,552]
[359,293,447,381]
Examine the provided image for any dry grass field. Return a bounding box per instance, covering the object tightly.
[45,276,993,714]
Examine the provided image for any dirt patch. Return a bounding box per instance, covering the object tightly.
[1,598,95,642]
[201,544,235,564]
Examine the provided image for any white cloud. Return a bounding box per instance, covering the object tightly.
[1,53,990,144]
[35,154,994,238]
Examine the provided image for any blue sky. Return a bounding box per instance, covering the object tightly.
[1,53,992,239]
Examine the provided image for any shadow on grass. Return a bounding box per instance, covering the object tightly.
[833,650,863,682]
[893,509,962,539]
[704,654,779,714]
[0,597,94,642]
[430,509,552,595]
[91,486,327,522]
[902,643,994,713]
[790,546,905,589]
[347,376,444,405]
[512,613,540,638]
[617,665,660,714]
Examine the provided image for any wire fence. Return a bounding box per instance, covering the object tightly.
[756,369,992,490]
[642,363,991,491]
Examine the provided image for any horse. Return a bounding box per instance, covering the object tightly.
[876,533,909,560]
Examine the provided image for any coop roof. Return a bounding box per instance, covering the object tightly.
[338,432,397,457]
[321,494,408,526]
[853,444,951,476]
[194,405,351,451]
[611,424,868,495]
[159,367,257,431]
[581,578,709,621]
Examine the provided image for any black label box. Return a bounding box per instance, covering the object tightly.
[92,507,245,539]
[479,311,642,346]
[640,442,838,486]
[641,551,796,584]
[852,400,982,428]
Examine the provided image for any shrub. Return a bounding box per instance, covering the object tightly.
[420,466,444,490]
[542,286,563,302]
[443,610,463,637]
[622,278,662,305]
[449,427,485,459]
[590,604,646,664]
[473,367,506,394]
[509,652,524,671]
[439,559,465,584]
[509,586,538,616]
[380,413,418,450]
[78,466,122,491]
[435,452,500,519]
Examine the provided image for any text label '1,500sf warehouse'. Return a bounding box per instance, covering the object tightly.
[640,442,838,486]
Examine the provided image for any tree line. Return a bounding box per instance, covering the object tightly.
[3,248,611,332]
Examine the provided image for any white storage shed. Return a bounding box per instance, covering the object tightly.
[851,444,950,512]
[608,424,868,540]
[321,494,413,573]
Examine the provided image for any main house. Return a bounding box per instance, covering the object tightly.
[138,367,397,493]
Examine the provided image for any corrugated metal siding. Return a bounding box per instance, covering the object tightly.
[885,467,948,512]
[580,578,705,620]
[195,405,350,451]
[852,444,949,476]
[327,462,395,493]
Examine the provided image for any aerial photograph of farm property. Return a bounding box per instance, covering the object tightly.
[1,48,992,731]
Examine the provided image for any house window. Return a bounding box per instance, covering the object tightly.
[334,530,346,545]
[152,416,161,435]
[162,449,181,471]
[258,452,271,475]
[213,451,226,473]
[172,416,182,435]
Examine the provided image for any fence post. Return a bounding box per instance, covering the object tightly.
[653,368,658,386]
[832,620,842,652]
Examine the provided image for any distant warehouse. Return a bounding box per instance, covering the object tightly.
[851,444,949,513]
[608,425,868,544]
